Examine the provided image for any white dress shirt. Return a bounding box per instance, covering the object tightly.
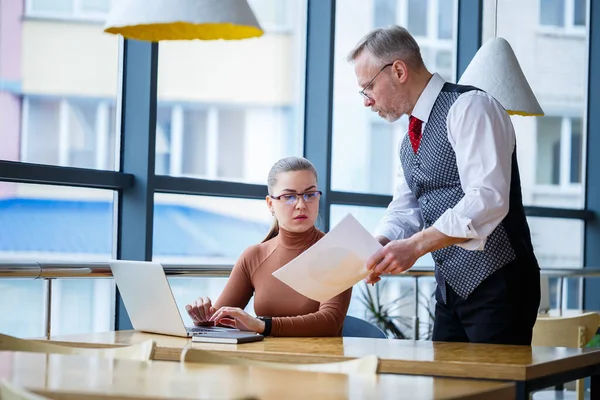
[374,73,516,251]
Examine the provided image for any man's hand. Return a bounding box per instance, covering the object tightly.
[366,236,393,283]
[366,228,469,284]
[365,235,424,283]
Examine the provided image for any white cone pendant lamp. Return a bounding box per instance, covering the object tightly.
[458,37,544,116]
[104,0,264,42]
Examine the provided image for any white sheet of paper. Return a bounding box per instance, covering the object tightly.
[272,214,382,303]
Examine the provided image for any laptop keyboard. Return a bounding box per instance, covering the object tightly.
[186,326,239,333]
[187,326,215,333]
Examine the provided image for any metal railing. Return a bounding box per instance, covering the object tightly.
[1,262,598,339]
[3,262,600,279]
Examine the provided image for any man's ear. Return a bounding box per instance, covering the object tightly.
[392,60,409,83]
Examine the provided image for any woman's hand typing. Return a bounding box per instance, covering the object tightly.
[185,297,215,326]
[209,307,265,333]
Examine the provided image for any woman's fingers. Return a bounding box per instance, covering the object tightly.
[185,304,200,323]
[210,307,241,325]
[209,307,226,323]
[218,318,237,328]
[192,297,212,321]
[201,297,212,320]
[185,297,214,324]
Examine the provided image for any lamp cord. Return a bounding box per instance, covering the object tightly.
[494,0,499,37]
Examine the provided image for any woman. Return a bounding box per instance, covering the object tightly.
[185,156,352,337]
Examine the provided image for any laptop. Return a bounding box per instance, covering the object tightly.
[109,260,264,344]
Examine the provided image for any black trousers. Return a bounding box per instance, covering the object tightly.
[431,260,541,345]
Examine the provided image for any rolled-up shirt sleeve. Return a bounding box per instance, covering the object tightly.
[374,154,423,241]
[433,91,516,251]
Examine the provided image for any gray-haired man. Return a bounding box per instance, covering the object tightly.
[349,25,540,345]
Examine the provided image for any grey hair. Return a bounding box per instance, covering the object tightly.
[346,25,424,69]
[267,156,318,195]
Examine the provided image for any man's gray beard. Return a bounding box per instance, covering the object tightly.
[382,112,402,123]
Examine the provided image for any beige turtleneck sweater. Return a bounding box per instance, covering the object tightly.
[213,226,352,337]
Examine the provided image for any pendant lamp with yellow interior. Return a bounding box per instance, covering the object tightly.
[103,0,264,42]
[457,0,543,117]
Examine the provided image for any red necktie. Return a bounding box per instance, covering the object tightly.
[408,116,422,153]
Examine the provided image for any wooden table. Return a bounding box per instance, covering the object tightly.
[47,331,600,400]
[540,309,600,318]
[0,351,515,400]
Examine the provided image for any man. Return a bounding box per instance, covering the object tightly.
[348,26,540,345]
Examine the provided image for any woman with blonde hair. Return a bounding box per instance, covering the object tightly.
[185,156,351,337]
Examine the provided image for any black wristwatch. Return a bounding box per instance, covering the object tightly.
[257,316,272,336]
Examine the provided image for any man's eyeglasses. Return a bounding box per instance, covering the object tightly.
[270,191,323,205]
[359,63,393,101]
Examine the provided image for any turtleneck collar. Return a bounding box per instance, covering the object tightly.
[277,225,320,250]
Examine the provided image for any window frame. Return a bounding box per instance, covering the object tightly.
[21,95,116,170]
[26,0,111,22]
[538,0,587,36]
[396,0,457,82]
[247,0,297,33]
[534,115,585,194]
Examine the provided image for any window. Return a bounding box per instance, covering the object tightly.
[369,122,396,194]
[539,0,587,32]
[330,204,387,235]
[407,0,427,36]
[330,205,435,339]
[402,0,456,81]
[153,104,293,182]
[0,280,46,338]
[437,0,454,39]
[527,217,583,268]
[153,194,272,265]
[153,194,273,324]
[373,0,397,27]
[0,278,116,338]
[330,205,434,267]
[3,1,120,168]
[483,0,589,284]
[156,1,307,184]
[536,116,583,187]
[483,0,587,210]
[0,183,116,337]
[50,279,115,336]
[0,0,119,338]
[0,183,114,260]
[23,97,117,170]
[332,0,457,195]
[27,0,297,29]
[533,115,584,208]
[28,0,74,14]
[27,0,112,20]
[247,0,295,32]
[536,117,562,186]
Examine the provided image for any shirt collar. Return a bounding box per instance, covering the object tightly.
[410,73,446,123]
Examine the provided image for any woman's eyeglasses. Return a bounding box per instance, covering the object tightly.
[270,191,323,205]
